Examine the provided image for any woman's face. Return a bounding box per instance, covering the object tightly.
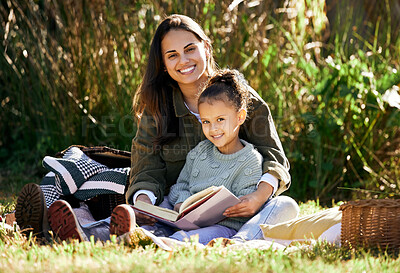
[161,29,209,89]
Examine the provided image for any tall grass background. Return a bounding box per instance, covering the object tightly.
[1,0,399,202]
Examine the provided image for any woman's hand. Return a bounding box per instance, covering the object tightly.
[174,202,183,212]
[134,194,158,226]
[223,182,273,218]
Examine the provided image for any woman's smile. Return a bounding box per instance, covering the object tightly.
[179,65,196,74]
[162,30,208,89]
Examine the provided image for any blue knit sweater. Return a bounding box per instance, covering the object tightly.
[168,139,263,231]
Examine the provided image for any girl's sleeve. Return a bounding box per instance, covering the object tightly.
[168,149,196,205]
[241,88,291,196]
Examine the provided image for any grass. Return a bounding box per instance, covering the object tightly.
[2,240,399,273]
[1,199,400,272]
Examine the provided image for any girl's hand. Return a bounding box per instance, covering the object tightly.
[134,194,158,226]
[174,202,183,212]
[223,193,264,217]
[223,182,273,218]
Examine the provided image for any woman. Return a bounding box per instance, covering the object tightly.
[17,14,299,242]
[125,14,299,241]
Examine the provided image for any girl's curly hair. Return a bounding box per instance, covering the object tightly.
[198,69,250,112]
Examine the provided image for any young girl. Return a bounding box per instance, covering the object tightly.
[140,69,261,244]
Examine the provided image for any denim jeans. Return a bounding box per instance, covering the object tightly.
[169,224,237,245]
[232,195,299,241]
[75,195,299,242]
[141,197,237,245]
[80,218,111,242]
[142,195,299,244]
[73,203,112,242]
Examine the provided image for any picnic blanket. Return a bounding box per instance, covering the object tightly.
[40,147,130,208]
[131,208,343,251]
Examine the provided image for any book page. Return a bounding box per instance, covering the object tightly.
[179,186,221,213]
[134,201,179,221]
[177,185,240,229]
[133,186,240,231]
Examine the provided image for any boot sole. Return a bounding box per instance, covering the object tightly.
[110,204,136,236]
[48,200,87,241]
[15,183,48,237]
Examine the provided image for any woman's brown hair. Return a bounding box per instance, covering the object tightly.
[133,14,217,146]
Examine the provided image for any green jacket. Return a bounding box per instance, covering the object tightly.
[127,86,291,205]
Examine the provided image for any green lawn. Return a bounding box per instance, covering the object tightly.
[1,200,399,273]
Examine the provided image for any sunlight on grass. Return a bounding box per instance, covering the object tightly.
[1,200,399,272]
[0,223,399,273]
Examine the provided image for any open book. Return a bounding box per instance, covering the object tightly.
[133,186,240,230]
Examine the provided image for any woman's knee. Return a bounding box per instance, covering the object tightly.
[272,195,300,220]
[255,195,299,225]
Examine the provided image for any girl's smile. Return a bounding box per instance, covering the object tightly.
[199,98,247,154]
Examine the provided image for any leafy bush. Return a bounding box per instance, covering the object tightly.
[1,0,399,201]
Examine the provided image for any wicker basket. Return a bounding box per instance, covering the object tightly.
[56,145,131,168]
[340,199,400,250]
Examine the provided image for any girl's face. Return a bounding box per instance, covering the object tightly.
[161,29,209,90]
[199,98,246,154]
